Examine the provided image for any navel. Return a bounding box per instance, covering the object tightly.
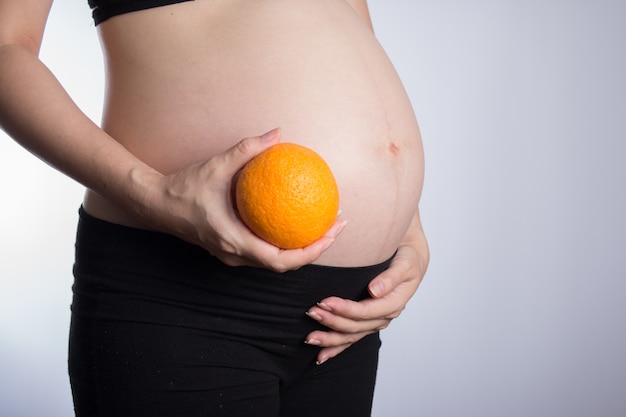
[388,141,400,156]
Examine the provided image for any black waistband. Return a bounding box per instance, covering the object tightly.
[74,206,394,304]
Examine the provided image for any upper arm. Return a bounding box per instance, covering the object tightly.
[0,0,53,55]
[344,0,373,30]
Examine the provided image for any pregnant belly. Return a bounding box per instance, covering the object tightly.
[92,0,424,266]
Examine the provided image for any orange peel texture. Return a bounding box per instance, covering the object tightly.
[235,143,340,249]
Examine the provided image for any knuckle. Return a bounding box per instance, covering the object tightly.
[235,138,252,154]
[219,257,239,267]
[334,334,355,346]
[355,306,372,321]
[378,320,391,330]
[267,260,290,273]
[216,239,238,256]
[345,323,363,334]
[388,310,403,320]
[390,304,407,319]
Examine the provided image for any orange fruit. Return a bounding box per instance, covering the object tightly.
[235,143,340,249]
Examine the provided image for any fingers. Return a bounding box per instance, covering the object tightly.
[306,298,394,333]
[305,242,423,329]
[316,291,407,323]
[266,218,348,272]
[305,329,378,365]
[302,298,395,366]
[368,250,420,300]
[232,217,347,273]
[315,346,350,366]
[300,245,427,364]
[313,342,365,366]
[216,206,346,273]
[207,126,346,272]
[159,127,346,273]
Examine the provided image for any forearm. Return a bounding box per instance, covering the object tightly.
[0,43,161,214]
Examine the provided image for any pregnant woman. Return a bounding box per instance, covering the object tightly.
[0,0,429,416]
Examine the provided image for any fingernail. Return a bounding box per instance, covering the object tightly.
[305,310,322,321]
[317,302,332,312]
[305,338,322,346]
[261,128,280,141]
[316,357,328,366]
[336,220,348,235]
[369,282,384,298]
[320,237,334,252]
[327,220,348,239]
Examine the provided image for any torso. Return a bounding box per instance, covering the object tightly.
[83,0,424,266]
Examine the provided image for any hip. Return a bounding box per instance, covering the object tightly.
[71,206,394,348]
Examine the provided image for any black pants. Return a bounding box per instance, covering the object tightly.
[69,208,392,417]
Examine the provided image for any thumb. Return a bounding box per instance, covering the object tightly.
[223,128,282,172]
[368,272,390,299]
[367,256,403,299]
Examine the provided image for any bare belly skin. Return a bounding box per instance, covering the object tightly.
[83,0,424,266]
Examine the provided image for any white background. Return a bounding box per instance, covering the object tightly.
[1,1,625,416]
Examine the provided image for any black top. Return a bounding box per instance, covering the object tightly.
[88,0,195,25]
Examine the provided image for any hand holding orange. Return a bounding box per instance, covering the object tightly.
[235,143,340,249]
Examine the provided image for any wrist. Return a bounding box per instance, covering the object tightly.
[125,166,166,225]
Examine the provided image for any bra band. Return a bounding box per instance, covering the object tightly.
[88,0,195,25]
